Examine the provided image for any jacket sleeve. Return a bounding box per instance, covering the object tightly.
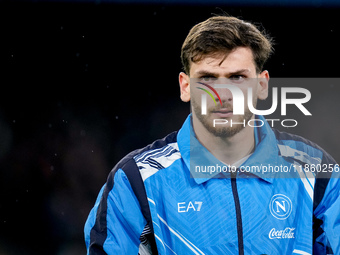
[313,156,340,255]
[84,166,147,254]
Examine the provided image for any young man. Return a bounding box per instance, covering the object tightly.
[84,16,340,255]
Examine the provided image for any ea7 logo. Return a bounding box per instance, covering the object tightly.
[269,194,293,220]
[177,201,203,213]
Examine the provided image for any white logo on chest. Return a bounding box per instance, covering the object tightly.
[269,227,295,239]
[177,201,202,213]
[269,194,293,220]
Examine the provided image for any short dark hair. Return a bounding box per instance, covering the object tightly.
[181,16,274,75]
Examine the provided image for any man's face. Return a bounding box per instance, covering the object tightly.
[184,47,269,138]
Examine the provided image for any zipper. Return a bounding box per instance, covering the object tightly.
[231,173,244,255]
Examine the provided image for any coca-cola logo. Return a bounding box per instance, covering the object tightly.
[269,227,295,239]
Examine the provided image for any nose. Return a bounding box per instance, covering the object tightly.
[218,88,233,104]
[214,84,245,111]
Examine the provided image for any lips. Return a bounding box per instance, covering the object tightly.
[211,108,233,118]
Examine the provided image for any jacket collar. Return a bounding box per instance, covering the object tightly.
[177,114,279,184]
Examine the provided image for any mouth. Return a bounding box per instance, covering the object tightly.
[211,108,233,118]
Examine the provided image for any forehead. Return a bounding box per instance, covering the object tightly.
[190,47,256,76]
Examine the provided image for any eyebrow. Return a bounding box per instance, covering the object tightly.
[194,69,251,77]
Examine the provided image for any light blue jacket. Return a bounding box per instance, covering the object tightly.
[85,115,340,254]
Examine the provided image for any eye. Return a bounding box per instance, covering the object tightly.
[199,76,217,82]
[229,75,246,82]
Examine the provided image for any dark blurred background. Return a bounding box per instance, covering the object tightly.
[0,0,339,254]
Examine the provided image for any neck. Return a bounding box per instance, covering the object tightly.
[192,116,255,165]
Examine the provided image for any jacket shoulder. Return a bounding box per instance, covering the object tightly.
[111,131,178,175]
[271,128,337,211]
[109,130,178,225]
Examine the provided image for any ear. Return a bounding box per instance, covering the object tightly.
[179,72,190,102]
[257,70,270,100]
